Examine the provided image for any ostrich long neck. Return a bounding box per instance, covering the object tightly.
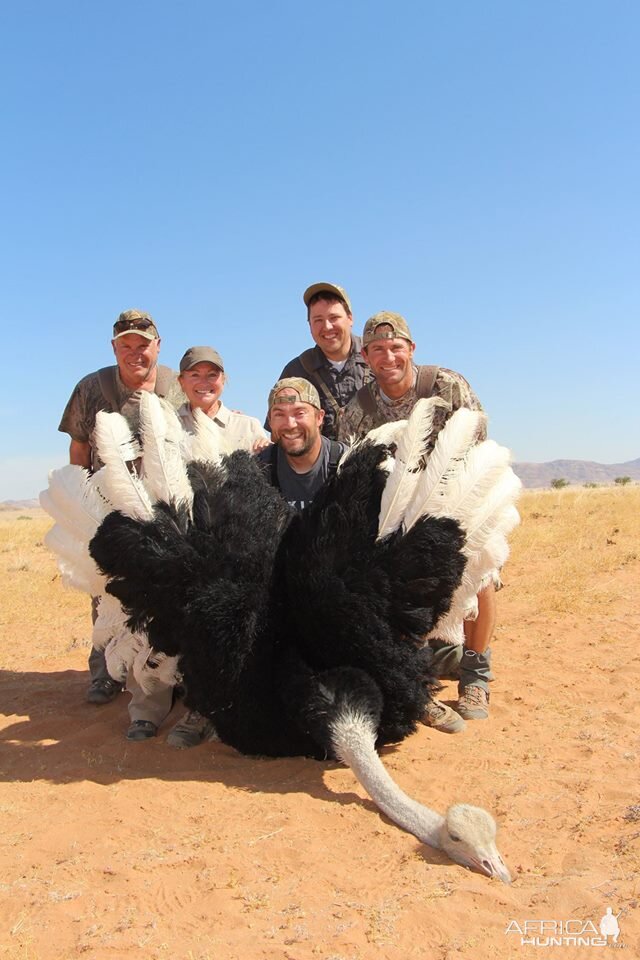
[330,709,445,849]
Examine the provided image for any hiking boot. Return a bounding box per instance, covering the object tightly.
[86,677,122,705]
[456,685,489,720]
[421,699,466,734]
[126,719,158,741]
[167,710,216,748]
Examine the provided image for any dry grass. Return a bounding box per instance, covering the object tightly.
[0,510,90,667]
[507,485,640,616]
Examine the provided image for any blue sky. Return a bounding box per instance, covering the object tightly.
[1,0,638,500]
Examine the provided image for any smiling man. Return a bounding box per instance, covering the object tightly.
[270,283,369,440]
[258,377,345,511]
[59,309,184,715]
[338,312,498,733]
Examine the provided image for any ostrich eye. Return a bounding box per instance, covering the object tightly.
[448,833,461,842]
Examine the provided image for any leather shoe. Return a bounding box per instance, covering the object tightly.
[126,720,158,742]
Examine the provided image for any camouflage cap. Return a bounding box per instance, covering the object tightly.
[268,377,321,410]
[113,309,159,341]
[362,311,413,347]
[303,282,352,314]
[179,346,225,373]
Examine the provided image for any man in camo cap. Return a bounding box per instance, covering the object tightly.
[257,377,346,511]
[338,311,497,734]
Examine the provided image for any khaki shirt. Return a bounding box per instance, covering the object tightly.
[338,366,485,443]
[177,401,267,455]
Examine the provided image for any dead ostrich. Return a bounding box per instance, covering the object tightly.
[41,393,520,882]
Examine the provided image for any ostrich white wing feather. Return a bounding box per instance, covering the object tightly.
[378,398,448,539]
[139,393,193,509]
[93,411,154,520]
[187,407,223,464]
[338,419,408,473]
[421,439,512,522]
[40,466,110,541]
[402,407,486,532]
[43,525,104,595]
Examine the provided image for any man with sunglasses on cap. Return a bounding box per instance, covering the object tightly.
[338,312,497,735]
[59,309,184,712]
[258,377,346,511]
[270,283,369,441]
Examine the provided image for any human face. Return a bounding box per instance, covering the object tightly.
[112,333,161,388]
[269,397,324,457]
[179,362,225,413]
[308,298,353,361]
[363,328,416,396]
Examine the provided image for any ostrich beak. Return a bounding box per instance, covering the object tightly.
[472,849,512,884]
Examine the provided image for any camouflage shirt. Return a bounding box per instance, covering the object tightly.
[59,364,185,469]
[337,365,485,443]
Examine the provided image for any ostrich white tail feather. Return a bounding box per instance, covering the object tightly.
[402,407,486,532]
[378,399,448,539]
[139,392,194,509]
[187,407,223,464]
[93,411,154,520]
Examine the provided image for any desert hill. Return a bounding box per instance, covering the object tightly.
[512,456,640,488]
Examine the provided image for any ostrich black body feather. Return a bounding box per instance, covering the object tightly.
[90,443,466,759]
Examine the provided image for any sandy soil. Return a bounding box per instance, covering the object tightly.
[1,490,639,960]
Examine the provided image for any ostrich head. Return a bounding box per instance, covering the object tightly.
[438,804,512,883]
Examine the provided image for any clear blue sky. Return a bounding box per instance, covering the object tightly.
[1,0,638,500]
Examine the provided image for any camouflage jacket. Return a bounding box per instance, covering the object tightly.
[337,365,485,443]
[271,336,370,440]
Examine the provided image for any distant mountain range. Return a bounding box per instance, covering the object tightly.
[2,457,639,507]
[0,499,41,510]
[512,457,640,489]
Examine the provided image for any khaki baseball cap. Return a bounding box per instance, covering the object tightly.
[302,282,352,314]
[268,377,321,410]
[362,311,413,347]
[113,309,159,341]
[179,346,225,373]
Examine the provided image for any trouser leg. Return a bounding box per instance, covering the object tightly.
[88,597,120,685]
[126,671,175,727]
[458,647,493,693]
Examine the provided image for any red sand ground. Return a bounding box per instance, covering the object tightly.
[1,499,639,959]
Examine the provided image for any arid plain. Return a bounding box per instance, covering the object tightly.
[1,486,639,960]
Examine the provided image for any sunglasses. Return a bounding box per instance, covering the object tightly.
[113,318,155,334]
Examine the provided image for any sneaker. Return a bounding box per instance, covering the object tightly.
[421,699,466,734]
[86,677,122,705]
[126,719,158,741]
[167,710,216,749]
[456,685,489,720]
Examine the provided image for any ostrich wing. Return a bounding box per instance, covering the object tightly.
[138,392,193,511]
